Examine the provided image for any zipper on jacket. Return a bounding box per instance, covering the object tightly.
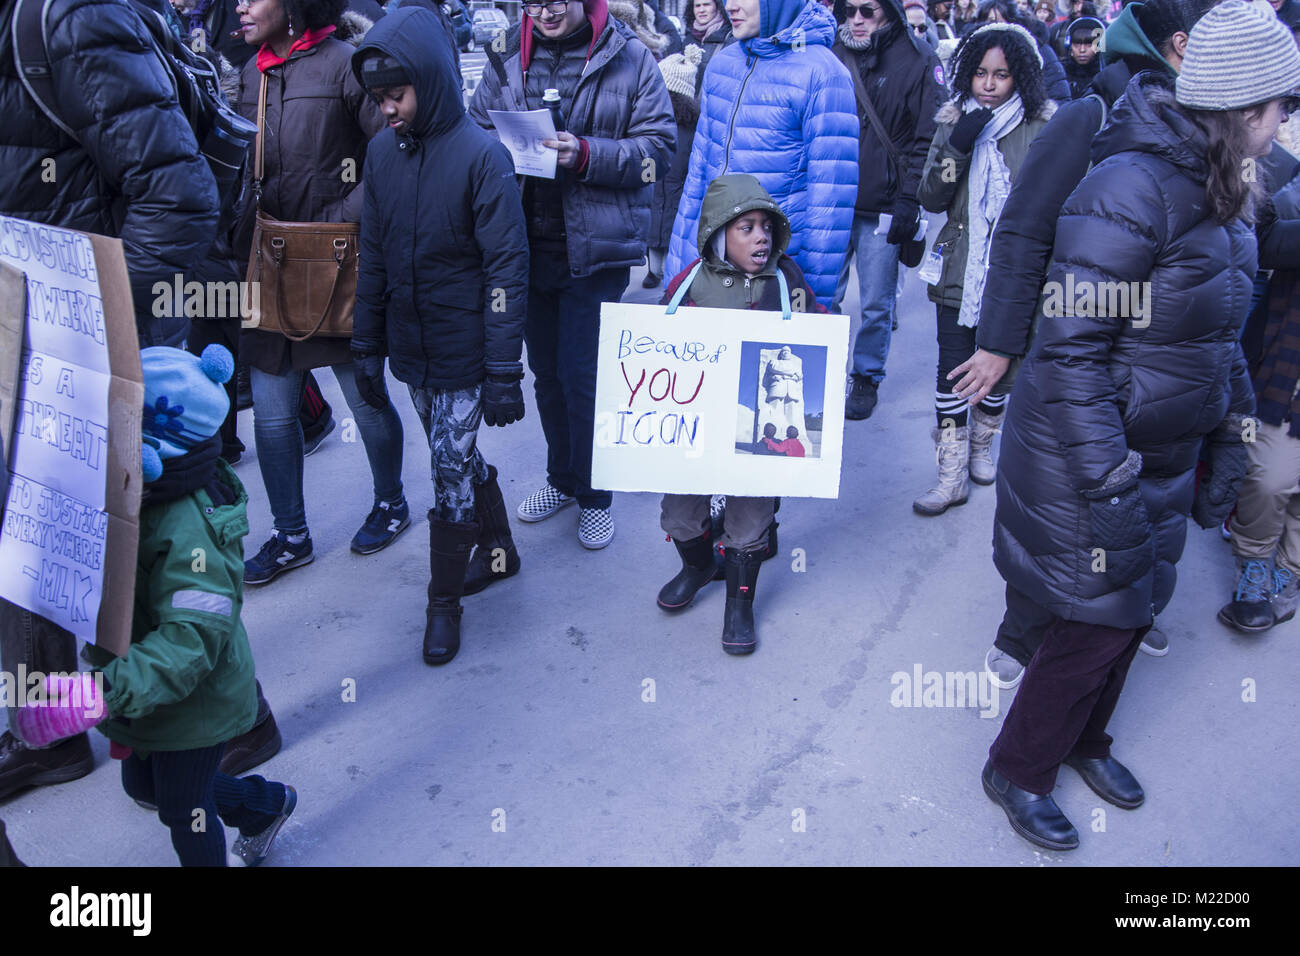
[722,55,758,174]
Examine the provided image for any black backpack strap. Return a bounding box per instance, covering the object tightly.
[11,0,76,139]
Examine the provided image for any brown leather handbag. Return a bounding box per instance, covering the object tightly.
[244,73,359,341]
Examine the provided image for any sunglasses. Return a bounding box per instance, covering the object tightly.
[912,23,928,32]
[845,3,878,18]
[1283,95,1300,117]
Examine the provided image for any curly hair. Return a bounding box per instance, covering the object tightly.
[282,0,349,32]
[1185,106,1263,226]
[684,0,727,33]
[949,26,1048,117]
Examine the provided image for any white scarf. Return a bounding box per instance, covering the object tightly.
[958,92,1024,328]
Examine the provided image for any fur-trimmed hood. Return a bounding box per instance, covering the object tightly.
[935,97,1056,125]
[607,0,669,55]
[335,10,374,45]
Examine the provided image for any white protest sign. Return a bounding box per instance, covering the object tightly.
[487,108,558,179]
[0,216,142,651]
[592,303,849,499]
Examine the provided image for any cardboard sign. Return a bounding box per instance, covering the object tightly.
[0,217,142,657]
[592,302,849,498]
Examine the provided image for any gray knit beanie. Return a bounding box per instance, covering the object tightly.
[1176,0,1300,110]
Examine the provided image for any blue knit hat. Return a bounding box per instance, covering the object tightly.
[140,345,234,482]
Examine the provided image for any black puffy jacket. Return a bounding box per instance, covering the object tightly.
[0,0,220,347]
[992,73,1256,629]
[831,5,945,219]
[350,6,527,390]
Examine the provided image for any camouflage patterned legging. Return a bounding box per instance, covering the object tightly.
[407,385,490,523]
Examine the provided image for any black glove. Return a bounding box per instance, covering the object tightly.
[482,374,525,427]
[1193,414,1251,529]
[886,198,920,246]
[948,107,995,154]
[352,352,389,410]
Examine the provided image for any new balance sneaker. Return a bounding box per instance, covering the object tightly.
[577,507,614,550]
[230,785,296,867]
[350,498,411,555]
[244,532,314,586]
[516,483,576,523]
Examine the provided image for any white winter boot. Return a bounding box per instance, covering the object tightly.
[913,425,970,516]
[968,406,1004,486]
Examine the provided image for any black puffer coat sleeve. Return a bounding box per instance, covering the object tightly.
[473,144,529,378]
[47,0,219,337]
[352,166,387,357]
[976,96,1105,356]
[1034,162,1165,494]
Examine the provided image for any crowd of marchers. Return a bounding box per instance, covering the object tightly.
[2,0,1300,864]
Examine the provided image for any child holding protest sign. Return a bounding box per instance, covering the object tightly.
[13,345,295,867]
[656,174,822,656]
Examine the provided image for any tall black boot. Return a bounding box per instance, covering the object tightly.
[424,513,478,666]
[463,465,521,596]
[721,547,762,655]
[657,533,719,610]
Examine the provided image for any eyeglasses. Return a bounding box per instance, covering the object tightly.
[845,3,878,18]
[1283,95,1300,118]
[523,1,572,16]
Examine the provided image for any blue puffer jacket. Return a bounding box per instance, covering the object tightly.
[665,0,858,308]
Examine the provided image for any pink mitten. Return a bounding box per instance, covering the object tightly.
[14,672,106,748]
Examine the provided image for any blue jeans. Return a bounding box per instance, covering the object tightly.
[250,362,404,534]
[526,251,629,509]
[831,214,901,383]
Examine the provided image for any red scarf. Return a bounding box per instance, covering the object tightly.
[257,24,337,72]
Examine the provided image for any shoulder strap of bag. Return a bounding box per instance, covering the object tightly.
[776,269,791,320]
[1085,92,1108,133]
[253,71,267,204]
[836,45,905,185]
[11,0,77,139]
[665,261,704,314]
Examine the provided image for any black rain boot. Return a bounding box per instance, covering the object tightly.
[657,532,720,610]
[721,547,762,655]
[424,513,478,666]
[463,465,521,596]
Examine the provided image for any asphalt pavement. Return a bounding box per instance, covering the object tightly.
[4,251,1296,867]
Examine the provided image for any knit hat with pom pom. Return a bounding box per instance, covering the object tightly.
[139,345,233,483]
[659,44,703,100]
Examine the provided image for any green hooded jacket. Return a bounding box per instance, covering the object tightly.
[83,460,258,755]
[662,173,819,314]
[1100,2,1177,77]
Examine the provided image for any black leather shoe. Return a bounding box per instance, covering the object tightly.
[218,708,282,777]
[845,375,878,421]
[982,759,1079,851]
[0,731,94,801]
[1063,753,1144,809]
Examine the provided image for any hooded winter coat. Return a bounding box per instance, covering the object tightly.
[467,0,675,278]
[992,73,1257,629]
[350,6,527,389]
[0,0,220,348]
[917,96,1055,312]
[234,13,384,375]
[661,173,822,313]
[83,460,258,754]
[831,0,946,218]
[665,0,859,309]
[973,2,1169,364]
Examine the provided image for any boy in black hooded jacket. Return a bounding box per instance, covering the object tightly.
[351,5,529,668]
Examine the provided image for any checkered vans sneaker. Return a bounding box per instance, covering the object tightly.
[577,507,614,550]
[516,483,576,523]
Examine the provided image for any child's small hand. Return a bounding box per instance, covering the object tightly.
[543,132,582,168]
[14,672,107,748]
